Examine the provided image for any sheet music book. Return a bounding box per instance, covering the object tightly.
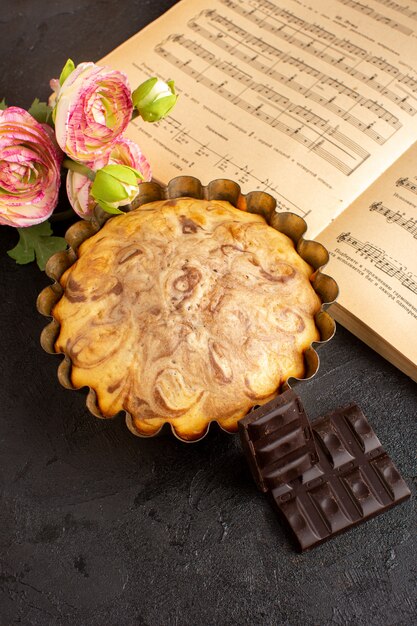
[100,0,417,381]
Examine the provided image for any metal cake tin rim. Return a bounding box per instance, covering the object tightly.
[37,175,339,443]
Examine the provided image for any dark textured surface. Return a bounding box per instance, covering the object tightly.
[0,1,416,624]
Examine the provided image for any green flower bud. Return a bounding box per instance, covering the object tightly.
[90,164,143,214]
[59,58,76,86]
[132,77,177,122]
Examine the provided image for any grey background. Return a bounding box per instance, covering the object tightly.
[0,1,415,624]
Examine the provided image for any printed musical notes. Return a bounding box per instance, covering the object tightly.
[337,0,413,36]
[220,0,417,115]
[396,177,417,195]
[369,202,417,237]
[101,0,417,240]
[373,0,417,22]
[135,114,306,215]
[336,232,417,294]
[157,33,371,175]
[188,6,409,145]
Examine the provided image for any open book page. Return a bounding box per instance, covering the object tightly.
[319,141,417,381]
[101,0,417,237]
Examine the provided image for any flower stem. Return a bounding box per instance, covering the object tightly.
[50,208,76,223]
[62,159,95,181]
[131,109,140,121]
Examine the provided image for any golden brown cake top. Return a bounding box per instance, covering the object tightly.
[53,198,321,440]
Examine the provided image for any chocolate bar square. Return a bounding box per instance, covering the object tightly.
[239,389,319,493]
[272,404,411,551]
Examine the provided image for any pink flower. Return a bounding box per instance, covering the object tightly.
[53,62,133,163]
[0,107,63,227]
[66,138,152,218]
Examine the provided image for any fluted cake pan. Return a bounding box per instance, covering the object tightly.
[37,176,339,442]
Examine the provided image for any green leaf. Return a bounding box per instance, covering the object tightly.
[59,58,75,86]
[7,221,68,270]
[28,98,53,125]
[0,98,7,111]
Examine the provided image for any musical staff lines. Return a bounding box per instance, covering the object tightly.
[190,10,401,145]
[151,0,417,181]
[396,177,417,195]
[133,114,307,216]
[337,0,413,35]
[156,34,370,175]
[373,0,417,22]
[369,201,417,237]
[220,0,417,114]
[336,232,417,294]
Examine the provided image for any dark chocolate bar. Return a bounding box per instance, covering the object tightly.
[240,398,411,551]
[239,389,319,493]
[272,404,411,551]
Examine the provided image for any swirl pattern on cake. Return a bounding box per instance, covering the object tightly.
[53,198,321,440]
